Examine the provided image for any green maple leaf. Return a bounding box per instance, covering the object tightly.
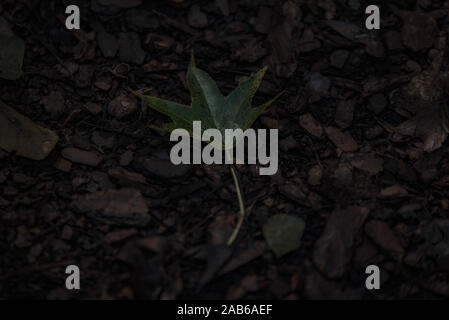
[132,56,281,149]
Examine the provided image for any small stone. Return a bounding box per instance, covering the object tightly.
[405,60,421,73]
[385,30,403,51]
[188,5,208,28]
[260,116,278,129]
[313,207,369,279]
[119,150,134,166]
[94,78,112,91]
[3,186,18,196]
[298,28,321,53]
[136,152,191,179]
[12,173,34,185]
[91,131,116,151]
[152,36,175,50]
[108,167,147,185]
[84,102,102,115]
[418,0,432,8]
[0,196,10,207]
[97,30,118,58]
[54,158,72,172]
[61,147,102,167]
[367,93,388,114]
[365,40,385,58]
[347,0,361,10]
[378,184,408,198]
[349,154,384,176]
[280,135,299,152]
[61,225,73,240]
[364,125,384,139]
[309,73,330,95]
[105,228,137,244]
[325,126,358,152]
[365,220,404,260]
[57,62,79,77]
[278,182,308,204]
[40,91,65,118]
[118,32,146,65]
[75,65,94,88]
[137,235,167,253]
[72,188,150,226]
[98,0,143,8]
[216,0,230,16]
[307,165,322,186]
[254,6,272,34]
[14,226,31,248]
[401,12,438,52]
[330,50,349,69]
[28,243,43,262]
[335,99,355,129]
[125,9,159,32]
[299,113,323,138]
[108,93,138,119]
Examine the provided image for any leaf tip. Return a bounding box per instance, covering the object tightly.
[128,88,142,99]
[260,65,268,76]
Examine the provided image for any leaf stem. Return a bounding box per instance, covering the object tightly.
[226,149,246,246]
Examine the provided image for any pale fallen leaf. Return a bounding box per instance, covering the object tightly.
[0,16,25,80]
[0,100,58,160]
[263,213,306,258]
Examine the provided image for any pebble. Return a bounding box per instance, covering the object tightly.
[61,147,103,167]
[125,9,159,32]
[365,40,385,58]
[367,93,388,114]
[299,113,323,138]
[119,150,134,166]
[118,32,146,65]
[335,99,355,129]
[84,102,102,115]
[97,29,118,58]
[254,6,272,34]
[188,5,208,28]
[384,30,402,51]
[108,93,138,119]
[40,91,65,118]
[330,50,349,69]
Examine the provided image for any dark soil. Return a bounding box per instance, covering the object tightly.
[1,0,449,299]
